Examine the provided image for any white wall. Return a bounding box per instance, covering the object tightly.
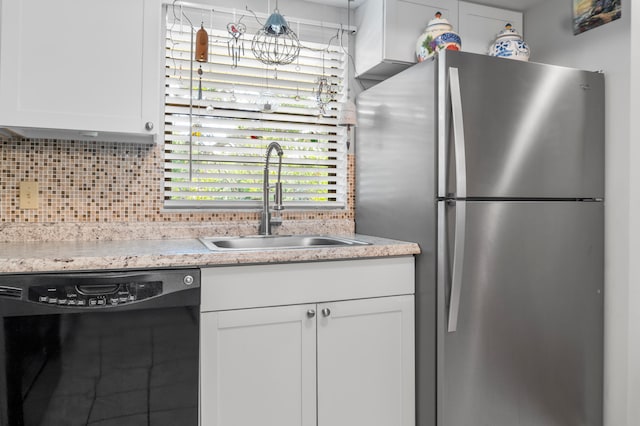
[525,2,630,425]
[627,3,640,426]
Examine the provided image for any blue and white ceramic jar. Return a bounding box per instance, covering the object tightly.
[415,12,461,62]
[488,23,530,61]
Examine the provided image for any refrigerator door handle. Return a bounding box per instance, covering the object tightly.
[449,67,467,198]
[448,200,466,332]
[446,66,467,333]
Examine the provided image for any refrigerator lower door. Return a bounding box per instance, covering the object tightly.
[437,201,603,426]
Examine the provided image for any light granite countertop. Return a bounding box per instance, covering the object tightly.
[0,234,420,274]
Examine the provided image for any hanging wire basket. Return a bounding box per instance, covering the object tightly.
[251,9,301,66]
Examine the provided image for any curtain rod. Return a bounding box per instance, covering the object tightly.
[166,0,357,33]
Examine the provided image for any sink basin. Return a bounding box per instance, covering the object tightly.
[199,235,370,251]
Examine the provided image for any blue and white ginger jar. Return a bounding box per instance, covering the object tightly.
[488,23,530,61]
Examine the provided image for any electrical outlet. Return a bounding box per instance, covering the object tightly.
[19,181,39,209]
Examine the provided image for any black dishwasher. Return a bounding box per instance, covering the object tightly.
[0,268,200,426]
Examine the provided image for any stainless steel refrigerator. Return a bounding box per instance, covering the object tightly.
[355,50,604,426]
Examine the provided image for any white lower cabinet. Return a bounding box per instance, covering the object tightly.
[316,296,415,426]
[200,257,416,426]
[201,304,317,426]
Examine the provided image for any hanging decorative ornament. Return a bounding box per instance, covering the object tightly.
[197,65,204,100]
[251,1,301,66]
[295,22,302,73]
[258,69,279,113]
[195,23,209,62]
[227,21,246,68]
[415,12,461,62]
[230,85,237,102]
[258,91,277,112]
[316,54,337,115]
[488,23,530,61]
[316,77,335,116]
[337,98,357,128]
[337,97,357,149]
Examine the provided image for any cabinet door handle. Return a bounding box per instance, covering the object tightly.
[307,309,316,318]
[145,121,154,131]
[321,308,331,317]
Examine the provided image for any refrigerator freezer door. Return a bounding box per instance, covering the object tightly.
[439,51,604,199]
[437,200,603,426]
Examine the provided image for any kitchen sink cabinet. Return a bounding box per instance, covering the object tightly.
[0,0,161,143]
[200,257,415,426]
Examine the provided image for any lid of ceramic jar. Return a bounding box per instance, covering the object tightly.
[495,23,522,40]
[426,12,452,31]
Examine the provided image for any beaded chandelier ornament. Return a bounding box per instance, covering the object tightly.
[315,53,337,115]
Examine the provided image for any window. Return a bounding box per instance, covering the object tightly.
[163,5,349,209]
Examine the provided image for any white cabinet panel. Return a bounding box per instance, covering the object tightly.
[354,0,524,81]
[201,257,415,312]
[200,257,416,426]
[0,0,161,142]
[458,2,523,56]
[201,304,317,426]
[201,296,415,426]
[317,295,415,426]
[355,0,458,80]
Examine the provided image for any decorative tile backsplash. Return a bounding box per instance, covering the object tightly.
[0,138,355,241]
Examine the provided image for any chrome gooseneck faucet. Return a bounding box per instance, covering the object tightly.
[259,142,284,235]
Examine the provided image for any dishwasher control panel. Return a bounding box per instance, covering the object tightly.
[28,281,163,307]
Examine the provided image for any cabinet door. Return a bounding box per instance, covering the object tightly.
[0,0,160,140]
[355,0,458,79]
[458,1,523,55]
[317,295,415,426]
[200,304,317,426]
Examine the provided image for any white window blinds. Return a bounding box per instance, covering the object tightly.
[163,6,349,209]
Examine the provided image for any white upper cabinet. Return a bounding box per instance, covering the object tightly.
[355,0,458,80]
[0,0,161,143]
[458,1,523,56]
[354,0,524,81]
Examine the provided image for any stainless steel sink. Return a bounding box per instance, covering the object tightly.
[199,235,370,251]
